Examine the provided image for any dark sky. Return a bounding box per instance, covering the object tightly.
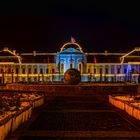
[0,1,140,53]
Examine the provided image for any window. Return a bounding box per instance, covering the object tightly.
[70,63,73,68]
[28,68,31,74]
[40,68,43,74]
[34,68,37,74]
[132,68,135,74]
[111,66,114,74]
[34,77,37,82]
[94,68,96,74]
[16,68,19,74]
[22,68,25,74]
[124,68,127,74]
[22,77,25,82]
[88,68,90,73]
[105,68,108,74]
[46,68,49,74]
[0,69,3,73]
[100,68,102,74]
[117,68,120,74]
[52,68,55,74]
[8,68,11,74]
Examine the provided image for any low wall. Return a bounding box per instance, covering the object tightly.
[6,83,139,95]
[0,97,44,140]
[109,95,140,121]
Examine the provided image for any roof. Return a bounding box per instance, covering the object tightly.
[0,49,20,63]
[87,54,122,63]
[20,55,55,63]
[60,42,83,53]
[0,51,15,56]
[60,47,82,54]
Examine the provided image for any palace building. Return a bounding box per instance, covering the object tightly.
[0,38,140,84]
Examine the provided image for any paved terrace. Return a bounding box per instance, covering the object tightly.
[6,87,140,140]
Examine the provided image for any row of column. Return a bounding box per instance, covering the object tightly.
[86,64,140,75]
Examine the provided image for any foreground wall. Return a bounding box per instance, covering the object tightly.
[109,95,140,120]
[6,83,138,95]
[0,97,44,140]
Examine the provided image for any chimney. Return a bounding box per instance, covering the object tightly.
[33,51,36,56]
[3,47,8,51]
[105,50,108,56]
[13,50,16,54]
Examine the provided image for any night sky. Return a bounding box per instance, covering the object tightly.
[0,1,140,53]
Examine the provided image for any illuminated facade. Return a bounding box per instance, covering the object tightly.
[0,39,140,84]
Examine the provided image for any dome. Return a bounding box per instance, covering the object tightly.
[64,68,81,85]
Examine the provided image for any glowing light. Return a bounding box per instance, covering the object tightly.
[120,48,140,64]
[3,48,21,64]
[60,42,83,53]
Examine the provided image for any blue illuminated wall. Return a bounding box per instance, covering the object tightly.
[56,47,86,74]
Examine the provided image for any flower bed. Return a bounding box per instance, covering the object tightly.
[109,95,140,121]
[0,92,44,140]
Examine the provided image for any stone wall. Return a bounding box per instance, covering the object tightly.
[109,95,140,121]
[6,83,139,95]
[0,97,44,140]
